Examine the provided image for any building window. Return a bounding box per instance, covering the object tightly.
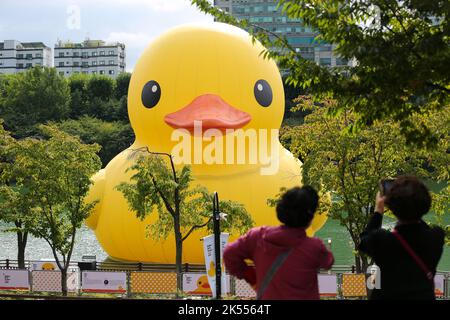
[73,52,79,57]
[99,70,105,74]
[287,37,315,45]
[59,71,64,75]
[336,58,348,65]
[82,52,88,58]
[109,70,115,75]
[319,45,332,52]
[66,52,70,55]
[92,52,98,56]
[92,71,97,74]
[100,51,105,56]
[74,62,79,67]
[17,63,24,68]
[59,52,64,57]
[92,61,97,66]
[320,58,332,66]
[59,62,64,67]
[82,62,88,66]
[108,50,114,55]
[100,61,105,65]
[108,60,114,65]
[26,63,32,68]
[17,54,23,59]
[36,53,42,58]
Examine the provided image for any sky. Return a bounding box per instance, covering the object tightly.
[0,0,214,72]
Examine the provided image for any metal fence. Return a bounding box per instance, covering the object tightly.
[0,259,448,299]
[0,259,354,273]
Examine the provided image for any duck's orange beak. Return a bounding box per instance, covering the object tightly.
[164,94,251,131]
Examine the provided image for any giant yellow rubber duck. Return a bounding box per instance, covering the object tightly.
[85,23,327,263]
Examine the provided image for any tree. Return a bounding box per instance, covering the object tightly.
[191,0,450,146]
[115,72,131,100]
[55,116,134,166]
[13,125,101,295]
[87,75,115,102]
[67,74,128,122]
[433,185,450,245]
[67,74,90,118]
[411,103,450,243]
[0,67,70,137]
[281,96,447,272]
[116,148,253,293]
[0,122,36,268]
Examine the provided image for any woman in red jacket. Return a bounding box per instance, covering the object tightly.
[223,186,334,300]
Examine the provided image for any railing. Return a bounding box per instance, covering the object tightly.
[0,259,206,273]
[1,259,448,299]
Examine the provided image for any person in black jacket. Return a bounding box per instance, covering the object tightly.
[359,176,446,300]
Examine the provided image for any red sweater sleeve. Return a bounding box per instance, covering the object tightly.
[223,227,261,285]
[317,240,334,270]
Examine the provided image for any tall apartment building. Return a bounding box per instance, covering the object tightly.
[0,40,52,74]
[54,39,126,78]
[214,0,352,67]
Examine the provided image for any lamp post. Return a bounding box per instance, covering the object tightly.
[213,192,222,300]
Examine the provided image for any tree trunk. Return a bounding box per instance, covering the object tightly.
[174,214,183,296]
[61,268,68,296]
[360,255,369,273]
[354,255,362,273]
[16,231,28,269]
[354,254,369,273]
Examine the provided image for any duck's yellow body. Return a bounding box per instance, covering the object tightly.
[85,23,327,263]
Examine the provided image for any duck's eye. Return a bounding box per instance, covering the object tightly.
[254,79,272,107]
[142,80,161,108]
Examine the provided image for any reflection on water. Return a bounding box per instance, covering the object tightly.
[1,219,448,270]
[0,224,107,261]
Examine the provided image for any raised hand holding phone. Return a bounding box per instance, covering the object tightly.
[375,191,385,214]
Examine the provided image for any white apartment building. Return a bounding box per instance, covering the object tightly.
[0,40,52,74]
[54,40,126,78]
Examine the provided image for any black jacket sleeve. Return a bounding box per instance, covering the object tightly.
[359,212,384,257]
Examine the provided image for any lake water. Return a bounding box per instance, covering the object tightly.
[1,217,449,270]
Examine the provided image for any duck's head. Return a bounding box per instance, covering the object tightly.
[128,23,284,154]
[197,275,211,289]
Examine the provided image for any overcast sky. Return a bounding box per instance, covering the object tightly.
[0,0,213,72]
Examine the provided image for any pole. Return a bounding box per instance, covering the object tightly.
[213,192,222,300]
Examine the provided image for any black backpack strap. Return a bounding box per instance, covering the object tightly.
[256,248,294,300]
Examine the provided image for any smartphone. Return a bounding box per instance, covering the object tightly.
[380,179,395,195]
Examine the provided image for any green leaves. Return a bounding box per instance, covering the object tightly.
[281,95,449,255]
[190,0,450,145]
[0,67,71,137]
[0,123,101,266]
[116,150,254,242]
[56,116,134,166]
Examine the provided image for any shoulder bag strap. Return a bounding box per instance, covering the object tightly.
[256,248,294,300]
[392,229,434,283]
